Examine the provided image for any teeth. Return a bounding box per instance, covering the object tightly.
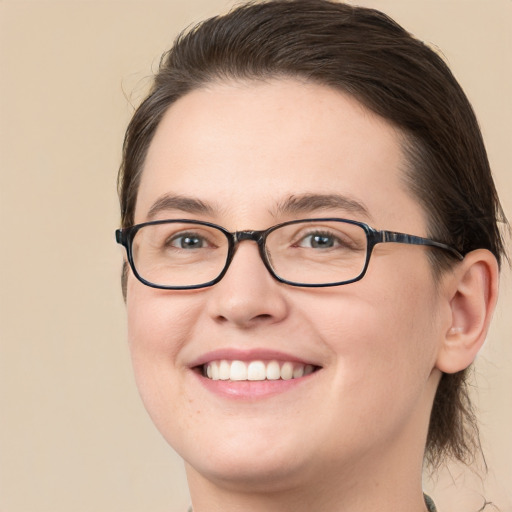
[230,360,247,381]
[281,362,294,380]
[293,365,304,379]
[219,360,230,380]
[266,360,281,380]
[248,361,266,381]
[203,360,317,381]
[211,362,219,380]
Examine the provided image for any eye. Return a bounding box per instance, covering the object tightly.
[297,231,341,249]
[168,232,208,249]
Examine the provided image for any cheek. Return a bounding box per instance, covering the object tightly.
[300,264,440,402]
[126,277,202,356]
[125,280,203,428]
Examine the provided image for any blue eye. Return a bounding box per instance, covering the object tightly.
[299,232,339,249]
[170,233,206,249]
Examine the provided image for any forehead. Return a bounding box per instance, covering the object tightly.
[136,79,425,233]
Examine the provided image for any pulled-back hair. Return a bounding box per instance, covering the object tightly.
[118,0,508,468]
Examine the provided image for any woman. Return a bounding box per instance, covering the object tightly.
[115,1,508,510]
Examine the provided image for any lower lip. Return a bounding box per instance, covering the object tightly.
[193,371,315,400]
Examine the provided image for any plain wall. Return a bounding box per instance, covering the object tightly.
[0,1,510,511]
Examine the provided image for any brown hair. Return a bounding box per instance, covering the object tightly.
[117,0,508,468]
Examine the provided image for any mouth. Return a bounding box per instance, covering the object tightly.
[200,359,319,381]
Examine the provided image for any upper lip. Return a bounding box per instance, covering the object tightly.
[189,348,322,369]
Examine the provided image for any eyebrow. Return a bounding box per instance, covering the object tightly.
[273,193,372,220]
[146,194,216,219]
[145,192,372,222]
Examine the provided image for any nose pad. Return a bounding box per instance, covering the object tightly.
[207,240,288,327]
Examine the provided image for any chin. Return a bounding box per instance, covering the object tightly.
[174,419,319,491]
[185,449,311,493]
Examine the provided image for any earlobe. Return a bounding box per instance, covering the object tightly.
[435,249,499,374]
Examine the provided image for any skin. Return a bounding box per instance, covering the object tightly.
[126,79,498,512]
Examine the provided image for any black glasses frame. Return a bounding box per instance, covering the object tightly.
[115,218,464,290]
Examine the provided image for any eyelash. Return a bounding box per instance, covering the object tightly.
[167,232,211,249]
[293,229,347,249]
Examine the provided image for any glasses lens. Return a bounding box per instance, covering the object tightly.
[266,220,368,285]
[131,222,229,288]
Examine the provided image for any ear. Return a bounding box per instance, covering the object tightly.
[435,249,499,374]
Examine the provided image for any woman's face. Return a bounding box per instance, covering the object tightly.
[127,79,447,491]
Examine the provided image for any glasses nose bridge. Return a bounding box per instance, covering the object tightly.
[221,229,272,282]
[227,229,269,270]
[233,229,266,245]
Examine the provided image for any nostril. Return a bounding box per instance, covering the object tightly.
[214,314,229,324]
[256,313,273,321]
[213,312,273,325]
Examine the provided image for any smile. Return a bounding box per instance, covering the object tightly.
[203,360,317,381]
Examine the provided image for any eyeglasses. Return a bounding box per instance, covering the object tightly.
[115,218,463,290]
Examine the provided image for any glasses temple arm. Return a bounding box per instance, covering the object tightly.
[379,230,464,260]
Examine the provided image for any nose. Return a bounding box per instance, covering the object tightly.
[206,240,289,328]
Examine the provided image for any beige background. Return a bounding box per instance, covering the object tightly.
[0,0,510,511]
